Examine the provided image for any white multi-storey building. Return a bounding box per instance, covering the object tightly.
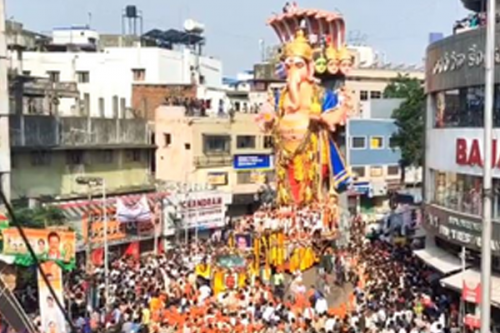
[9,27,224,117]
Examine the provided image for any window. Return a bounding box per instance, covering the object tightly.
[370,166,383,177]
[47,71,60,82]
[360,90,369,101]
[132,68,146,81]
[236,135,256,149]
[203,135,231,155]
[387,165,400,176]
[389,136,398,148]
[83,93,90,116]
[77,71,90,83]
[351,137,366,149]
[22,70,30,76]
[30,152,51,166]
[164,133,172,147]
[185,143,191,150]
[237,172,252,184]
[98,97,105,117]
[351,166,366,178]
[370,91,382,99]
[370,136,384,149]
[264,136,274,149]
[66,151,84,165]
[126,149,141,162]
[95,150,113,164]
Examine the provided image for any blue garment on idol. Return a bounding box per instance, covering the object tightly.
[321,89,351,188]
[273,88,351,190]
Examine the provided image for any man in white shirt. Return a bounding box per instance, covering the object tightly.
[315,297,328,316]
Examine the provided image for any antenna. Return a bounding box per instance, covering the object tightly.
[88,12,92,28]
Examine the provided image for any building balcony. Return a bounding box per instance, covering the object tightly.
[194,155,232,168]
[9,115,153,149]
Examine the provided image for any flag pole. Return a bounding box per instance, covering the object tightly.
[481,0,496,332]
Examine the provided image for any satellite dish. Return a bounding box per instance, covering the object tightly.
[184,19,205,33]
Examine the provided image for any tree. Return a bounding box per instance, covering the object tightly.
[12,205,67,229]
[384,74,425,176]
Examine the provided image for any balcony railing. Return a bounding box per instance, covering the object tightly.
[194,155,232,168]
[9,115,152,148]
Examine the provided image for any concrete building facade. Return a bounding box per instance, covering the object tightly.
[155,106,274,215]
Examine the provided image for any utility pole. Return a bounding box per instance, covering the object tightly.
[481,0,496,332]
[0,0,11,204]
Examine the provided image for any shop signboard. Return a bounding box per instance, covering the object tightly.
[207,172,228,186]
[426,128,500,179]
[426,25,500,93]
[424,204,500,252]
[180,191,226,230]
[2,228,76,262]
[233,154,274,170]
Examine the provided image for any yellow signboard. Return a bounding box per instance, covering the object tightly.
[207,172,228,186]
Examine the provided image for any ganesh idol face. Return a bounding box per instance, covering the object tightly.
[327,59,339,75]
[339,58,353,76]
[285,56,313,84]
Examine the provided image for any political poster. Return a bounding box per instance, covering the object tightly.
[2,228,76,263]
[38,261,67,333]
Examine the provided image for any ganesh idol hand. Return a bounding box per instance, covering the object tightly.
[320,108,347,132]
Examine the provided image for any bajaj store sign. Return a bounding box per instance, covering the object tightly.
[424,204,500,252]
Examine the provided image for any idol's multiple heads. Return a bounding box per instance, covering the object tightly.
[279,29,354,79]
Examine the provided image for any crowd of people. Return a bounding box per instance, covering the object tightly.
[8,202,480,333]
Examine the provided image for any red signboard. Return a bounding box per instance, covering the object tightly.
[456,138,500,168]
[462,281,481,304]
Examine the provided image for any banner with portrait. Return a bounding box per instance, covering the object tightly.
[1,228,76,269]
[38,261,67,333]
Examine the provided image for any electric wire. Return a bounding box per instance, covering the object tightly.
[0,190,77,333]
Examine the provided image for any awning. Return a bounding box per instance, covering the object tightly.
[440,269,500,308]
[53,192,169,221]
[414,245,463,274]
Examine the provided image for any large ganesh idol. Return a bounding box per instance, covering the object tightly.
[256,6,354,207]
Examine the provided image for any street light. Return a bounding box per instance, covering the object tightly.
[75,176,109,312]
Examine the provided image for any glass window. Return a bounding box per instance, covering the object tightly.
[236,135,256,149]
[47,71,60,82]
[351,166,366,178]
[94,150,113,164]
[264,136,274,149]
[126,149,141,162]
[431,170,483,216]
[77,71,90,83]
[351,137,366,149]
[30,152,51,166]
[66,151,84,165]
[389,136,398,148]
[360,91,369,101]
[370,137,384,149]
[132,68,146,81]
[237,172,252,184]
[387,165,399,176]
[370,166,383,177]
[203,135,231,155]
[370,91,382,99]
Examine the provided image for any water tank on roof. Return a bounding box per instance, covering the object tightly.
[184,19,205,33]
[125,5,137,18]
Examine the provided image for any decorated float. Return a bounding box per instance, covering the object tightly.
[257,4,354,210]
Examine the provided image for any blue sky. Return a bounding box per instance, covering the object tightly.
[6,0,468,75]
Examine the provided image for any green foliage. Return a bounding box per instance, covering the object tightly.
[384,74,425,168]
[12,206,67,229]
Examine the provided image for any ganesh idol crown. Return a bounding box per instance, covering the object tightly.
[255,4,354,208]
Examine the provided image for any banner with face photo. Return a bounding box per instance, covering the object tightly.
[38,261,67,333]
